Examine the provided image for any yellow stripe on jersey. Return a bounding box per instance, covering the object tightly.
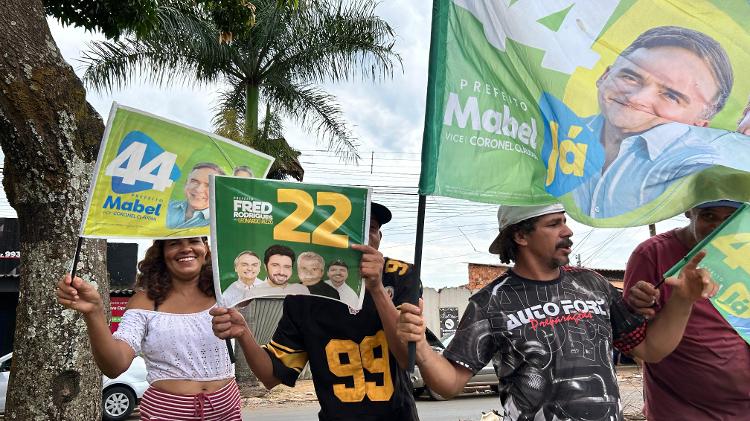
[267,340,300,354]
[385,259,409,275]
[264,341,309,372]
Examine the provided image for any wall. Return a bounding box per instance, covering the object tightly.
[467,262,509,290]
[422,286,473,338]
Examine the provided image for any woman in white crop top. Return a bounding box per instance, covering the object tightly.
[57,237,241,420]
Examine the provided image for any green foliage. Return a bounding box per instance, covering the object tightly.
[198,0,256,38]
[81,0,401,177]
[44,0,159,38]
[214,107,245,143]
[214,99,304,180]
[43,0,302,39]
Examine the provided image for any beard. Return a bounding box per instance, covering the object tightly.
[550,238,574,268]
[269,275,288,285]
[551,255,570,268]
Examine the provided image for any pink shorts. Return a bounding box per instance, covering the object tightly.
[138,379,242,421]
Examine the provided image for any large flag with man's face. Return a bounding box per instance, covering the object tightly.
[420,0,750,227]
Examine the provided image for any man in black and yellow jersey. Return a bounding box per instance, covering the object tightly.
[211,202,422,421]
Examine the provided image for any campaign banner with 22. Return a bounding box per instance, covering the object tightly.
[80,103,274,238]
[665,202,750,345]
[421,0,750,227]
[210,177,371,310]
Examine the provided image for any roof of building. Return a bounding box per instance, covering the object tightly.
[466,262,625,291]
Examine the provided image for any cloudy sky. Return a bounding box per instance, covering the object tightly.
[25,2,686,288]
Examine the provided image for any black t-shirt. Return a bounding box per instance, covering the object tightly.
[443,267,645,421]
[308,281,340,299]
[264,258,422,421]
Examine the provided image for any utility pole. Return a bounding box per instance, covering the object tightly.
[576,254,581,267]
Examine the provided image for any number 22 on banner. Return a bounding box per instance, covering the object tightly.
[273,189,352,248]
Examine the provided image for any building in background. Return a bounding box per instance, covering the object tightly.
[467,262,624,291]
[420,262,625,341]
[0,218,19,356]
[0,226,139,352]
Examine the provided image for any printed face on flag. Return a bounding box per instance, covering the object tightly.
[597,46,717,135]
[266,254,293,286]
[185,167,220,212]
[420,1,750,227]
[328,264,349,287]
[234,253,261,284]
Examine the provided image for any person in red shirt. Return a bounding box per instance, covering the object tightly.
[625,200,750,420]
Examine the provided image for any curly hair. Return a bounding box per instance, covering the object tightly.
[135,238,214,308]
[497,217,540,264]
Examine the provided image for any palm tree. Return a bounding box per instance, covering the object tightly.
[213,99,305,180]
[81,0,401,178]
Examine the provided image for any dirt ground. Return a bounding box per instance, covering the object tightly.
[242,380,318,409]
[242,364,646,419]
[618,364,646,420]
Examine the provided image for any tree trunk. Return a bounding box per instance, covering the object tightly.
[0,1,109,419]
[245,83,260,145]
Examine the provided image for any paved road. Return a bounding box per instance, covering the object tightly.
[242,394,500,421]
[126,365,643,420]
[126,393,499,420]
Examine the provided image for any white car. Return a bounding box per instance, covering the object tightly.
[0,353,148,421]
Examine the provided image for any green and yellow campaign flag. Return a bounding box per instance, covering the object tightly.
[81,103,274,238]
[421,0,750,227]
[210,176,370,310]
[665,203,750,344]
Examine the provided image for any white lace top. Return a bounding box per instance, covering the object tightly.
[112,307,234,383]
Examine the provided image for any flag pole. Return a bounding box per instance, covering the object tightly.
[70,236,84,280]
[408,194,427,372]
[409,0,446,372]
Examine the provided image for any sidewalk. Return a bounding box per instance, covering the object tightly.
[617,364,646,420]
[241,364,646,419]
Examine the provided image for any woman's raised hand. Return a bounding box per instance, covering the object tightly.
[56,274,104,315]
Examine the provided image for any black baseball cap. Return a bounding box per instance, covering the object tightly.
[371,202,392,226]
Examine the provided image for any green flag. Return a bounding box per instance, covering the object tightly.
[421,1,750,227]
[665,203,750,344]
[81,103,274,238]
